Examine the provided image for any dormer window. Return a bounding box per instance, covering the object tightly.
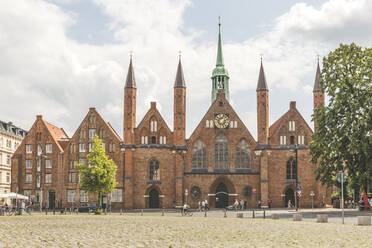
[289,121,296,131]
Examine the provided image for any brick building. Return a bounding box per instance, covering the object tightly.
[11,24,330,209]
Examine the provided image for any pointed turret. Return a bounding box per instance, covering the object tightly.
[174,55,186,88]
[256,60,268,91]
[174,53,186,146]
[125,56,136,88]
[313,59,325,132]
[313,60,321,92]
[211,18,230,103]
[256,58,269,145]
[123,54,137,143]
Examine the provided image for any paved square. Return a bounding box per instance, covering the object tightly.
[0,214,371,247]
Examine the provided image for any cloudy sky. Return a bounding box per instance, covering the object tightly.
[1,0,371,139]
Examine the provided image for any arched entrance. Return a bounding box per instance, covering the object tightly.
[215,183,229,208]
[149,188,160,208]
[48,190,55,209]
[284,188,295,208]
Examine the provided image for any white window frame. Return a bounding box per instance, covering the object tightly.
[45,174,52,184]
[68,172,77,183]
[209,120,214,128]
[206,120,210,128]
[78,158,86,166]
[45,159,52,169]
[6,155,10,165]
[110,189,122,202]
[289,121,296,131]
[26,144,32,154]
[37,144,42,156]
[80,191,89,202]
[234,121,238,128]
[280,136,287,145]
[26,159,32,169]
[298,135,305,145]
[88,129,96,139]
[67,190,76,203]
[46,144,52,153]
[25,174,32,183]
[37,159,41,172]
[88,143,94,152]
[79,143,86,153]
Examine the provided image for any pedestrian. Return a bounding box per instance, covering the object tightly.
[198,201,201,212]
[287,200,292,209]
[201,200,205,211]
[244,200,247,210]
[257,200,261,209]
[205,199,209,210]
[234,199,239,211]
[240,199,244,210]
[268,199,272,209]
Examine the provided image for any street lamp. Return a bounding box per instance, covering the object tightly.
[310,191,315,210]
[289,146,299,211]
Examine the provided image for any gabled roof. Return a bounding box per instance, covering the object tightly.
[256,61,268,91]
[43,120,68,152]
[269,102,313,137]
[90,108,122,142]
[136,102,172,134]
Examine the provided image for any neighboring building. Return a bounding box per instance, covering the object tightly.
[0,121,27,204]
[12,23,331,209]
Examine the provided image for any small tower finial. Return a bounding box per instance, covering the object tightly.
[130,50,133,59]
[260,53,264,62]
[316,53,320,63]
[178,50,182,59]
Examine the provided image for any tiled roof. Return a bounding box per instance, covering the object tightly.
[0,120,27,138]
[43,121,69,151]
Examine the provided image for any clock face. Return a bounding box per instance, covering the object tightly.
[214,113,230,129]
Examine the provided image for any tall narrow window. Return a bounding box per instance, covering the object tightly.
[286,157,297,179]
[289,121,296,131]
[26,144,32,154]
[45,159,52,169]
[37,144,42,156]
[45,144,52,153]
[298,135,305,145]
[149,159,160,180]
[88,129,96,139]
[26,160,32,169]
[280,136,287,145]
[290,136,295,145]
[192,140,206,168]
[214,134,228,169]
[236,139,251,168]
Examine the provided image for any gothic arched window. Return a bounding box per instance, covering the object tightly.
[286,157,297,179]
[214,134,228,169]
[236,139,250,168]
[192,140,206,168]
[149,159,160,180]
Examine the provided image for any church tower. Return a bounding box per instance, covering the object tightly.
[123,54,137,144]
[256,59,269,145]
[211,19,229,103]
[313,59,325,132]
[173,54,186,146]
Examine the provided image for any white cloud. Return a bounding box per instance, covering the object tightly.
[0,0,371,140]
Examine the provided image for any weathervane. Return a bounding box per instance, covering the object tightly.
[130,50,133,59]
[178,50,182,59]
[260,53,264,62]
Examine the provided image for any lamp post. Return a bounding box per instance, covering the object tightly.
[310,191,315,210]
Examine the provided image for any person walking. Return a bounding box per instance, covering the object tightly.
[205,199,209,211]
[257,200,261,209]
[240,199,244,210]
[198,201,201,212]
[201,200,206,211]
[234,199,239,211]
[268,199,272,209]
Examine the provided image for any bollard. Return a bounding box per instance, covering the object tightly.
[45,209,47,215]
[271,213,280,220]
[64,208,67,215]
[162,208,164,216]
[252,209,255,218]
[293,214,302,221]
[53,209,55,215]
[263,210,266,219]
[236,213,243,218]
[357,216,371,226]
[141,209,143,216]
[224,209,227,218]
[120,209,123,215]
[316,214,328,223]
[204,211,207,217]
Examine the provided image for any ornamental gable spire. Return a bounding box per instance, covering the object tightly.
[125,54,136,88]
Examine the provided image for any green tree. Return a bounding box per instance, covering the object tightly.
[310,43,372,193]
[77,135,118,208]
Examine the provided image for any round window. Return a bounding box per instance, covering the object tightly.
[190,186,201,198]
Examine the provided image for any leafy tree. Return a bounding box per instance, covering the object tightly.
[77,135,118,208]
[310,43,372,193]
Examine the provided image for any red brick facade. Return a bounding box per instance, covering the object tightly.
[11,59,331,210]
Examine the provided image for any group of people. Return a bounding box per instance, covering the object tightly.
[257,199,272,209]
[233,199,248,210]
[197,200,209,211]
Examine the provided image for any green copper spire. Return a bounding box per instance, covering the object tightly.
[216,19,224,66]
[211,17,229,103]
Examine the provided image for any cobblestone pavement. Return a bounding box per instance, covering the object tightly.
[0,211,372,248]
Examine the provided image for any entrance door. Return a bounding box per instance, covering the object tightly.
[215,183,229,208]
[149,189,159,208]
[48,190,55,209]
[284,188,295,207]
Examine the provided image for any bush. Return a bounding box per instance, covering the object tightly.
[94,208,103,215]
